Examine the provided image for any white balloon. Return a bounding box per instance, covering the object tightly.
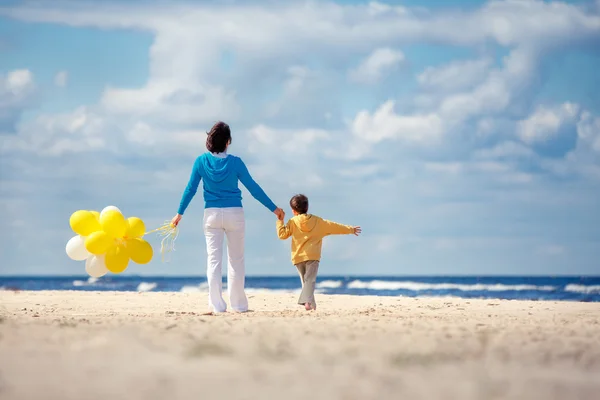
[100,205,122,219]
[66,235,90,261]
[85,255,109,278]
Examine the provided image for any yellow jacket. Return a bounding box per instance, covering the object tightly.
[277,214,354,265]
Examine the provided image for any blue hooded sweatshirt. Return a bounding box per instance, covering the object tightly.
[177,152,277,215]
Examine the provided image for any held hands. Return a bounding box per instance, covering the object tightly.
[171,214,182,227]
[173,210,284,227]
[353,226,362,236]
[274,207,285,221]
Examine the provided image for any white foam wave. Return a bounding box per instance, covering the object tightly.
[564,284,600,294]
[180,283,209,293]
[137,282,157,292]
[72,277,99,287]
[245,288,300,294]
[347,280,556,292]
[316,280,343,289]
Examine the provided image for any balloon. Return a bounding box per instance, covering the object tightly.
[105,244,130,274]
[100,210,127,239]
[85,255,109,278]
[65,235,90,261]
[69,210,101,236]
[85,231,113,255]
[126,217,145,238]
[100,205,121,219]
[90,210,100,221]
[127,238,153,264]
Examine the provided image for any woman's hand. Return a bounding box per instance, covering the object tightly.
[273,208,285,221]
[171,214,183,227]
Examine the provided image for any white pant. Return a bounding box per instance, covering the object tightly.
[203,207,248,312]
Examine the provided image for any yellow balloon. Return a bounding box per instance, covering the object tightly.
[126,217,146,238]
[127,238,153,264]
[100,210,127,239]
[105,244,130,274]
[69,210,101,236]
[85,231,113,255]
[90,210,100,221]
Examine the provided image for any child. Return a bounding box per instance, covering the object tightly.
[276,194,361,310]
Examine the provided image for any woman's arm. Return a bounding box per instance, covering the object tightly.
[177,157,202,216]
[236,157,278,212]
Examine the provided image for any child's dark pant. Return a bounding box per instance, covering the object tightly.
[295,260,319,307]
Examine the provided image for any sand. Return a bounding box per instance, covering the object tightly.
[1,291,599,400]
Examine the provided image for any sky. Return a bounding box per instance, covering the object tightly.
[1,0,600,277]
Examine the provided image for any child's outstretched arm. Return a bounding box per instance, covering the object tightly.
[322,219,361,236]
[276,219,294,240]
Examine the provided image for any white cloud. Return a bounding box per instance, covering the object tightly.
[284,66,310,95]
[5,69,33,92]
[247,124,330,155]
[1,106,211,159]
[349,47,405,84]
[423,159,537,186]
[0,69,36,131]
[576,111,600,153]
[101,83,240,125]
[54,70,68,87]
[1,107,108,156]
[478,0,600,47]
[1,0,597,133]
[352,100,443,144]
[1,2,598,162]
[474,141,536,160]
[4,0,599,50]
[349,46,540,152]
[2,1,595,102]
[517,102,580,144]
[424,162,464,175]
[438,49,537,124]
[242,124,332,189]
[264,66,320,119]
[417,58,492,92]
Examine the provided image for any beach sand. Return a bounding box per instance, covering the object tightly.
[1,291,599,400]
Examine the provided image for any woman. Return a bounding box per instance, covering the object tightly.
[171,121,284,313]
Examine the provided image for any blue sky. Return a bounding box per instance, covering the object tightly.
[1,0,600,276]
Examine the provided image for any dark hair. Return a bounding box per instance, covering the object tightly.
[206,121,231,153]
[290,194,309,214]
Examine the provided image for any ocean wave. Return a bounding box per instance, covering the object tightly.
[564,284,600,294]
[137,282,157,292]
[346,280,556,292]
[72,277,99,287]
[316,280,343,289]
[180,283,209,293]
[245,288,300,294]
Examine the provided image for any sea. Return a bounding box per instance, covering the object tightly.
[1,275,600,302]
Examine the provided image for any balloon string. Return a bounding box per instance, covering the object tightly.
[142,222,178,262]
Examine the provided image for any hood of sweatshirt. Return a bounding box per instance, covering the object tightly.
[200,153,235,183]
[295,214,318,233]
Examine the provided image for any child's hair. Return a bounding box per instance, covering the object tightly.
[206,121,231,153]
[290,194,309,214]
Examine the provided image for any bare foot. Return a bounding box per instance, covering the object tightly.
[305,302,311,311]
